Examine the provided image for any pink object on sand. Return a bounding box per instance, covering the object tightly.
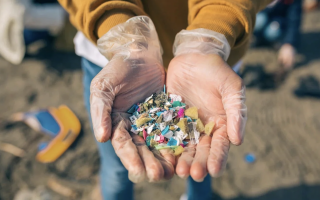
[180,144,185,148]
[143,129,147,140]
[177,108,185,118]
[137,107,141,112]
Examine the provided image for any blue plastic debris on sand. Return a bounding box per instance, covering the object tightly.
[245,153,256,163]
[35,110,60,136]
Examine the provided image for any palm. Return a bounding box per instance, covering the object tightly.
[90,55,176,183]
[167,53,246,180]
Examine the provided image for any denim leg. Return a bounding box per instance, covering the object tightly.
[81,58,133,200]
[187,175,212,200]
[254,12,268,33]
[263,20,282,42]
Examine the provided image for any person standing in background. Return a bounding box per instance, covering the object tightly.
[253,0,303,70]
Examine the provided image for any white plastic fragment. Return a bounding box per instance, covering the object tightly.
[163,110,173,122]
[169,94,182,102]
[163,130,173,139]
[129,115,137,124]
[147,124,155,134]
[131,128,139,134]
[144,94,153,102]
[160,123,166,131]
[149,107,160,113]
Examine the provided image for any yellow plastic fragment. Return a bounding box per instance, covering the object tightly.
[136,117,152,127]
[176,118,189,134]
[169,126,175,131]
[196,119,205,133]
[204,122,215,135]
[174,146,184,156]
[185,107,198,119]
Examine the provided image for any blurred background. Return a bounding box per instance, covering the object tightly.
[0,0,320,199]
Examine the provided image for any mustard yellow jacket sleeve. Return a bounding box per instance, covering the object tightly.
[57,0,146,43]
[187,0,273,65]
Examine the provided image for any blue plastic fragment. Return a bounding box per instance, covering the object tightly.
[186,116,192,122]
[167,138,177,146]
[131,125,137,130]
[161,126,170,135]
[245,153,256,163]
[127,105,136,114]
[135,104,139,110]
[169,108,175,111]
[182,141,188,146]
[164,85,166,93]
[133,111,139,117]
[156,112,164,117]
[35,110,60,136]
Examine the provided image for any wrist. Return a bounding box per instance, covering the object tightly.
[97,16,162,61]
[173,28,230,61]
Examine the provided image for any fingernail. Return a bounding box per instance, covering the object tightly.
[194,178,204,182]
[178,174,189,180]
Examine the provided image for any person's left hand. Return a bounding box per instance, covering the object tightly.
[167,53,247,181]
[278,43,296,70]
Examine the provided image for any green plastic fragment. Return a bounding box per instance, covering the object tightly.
[172,101,183,107]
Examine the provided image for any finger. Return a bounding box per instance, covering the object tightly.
[90,76,115,142]
[175,145,196,179]
[208,126,230,177]
[222,85,247,145]
[159,148,176,167]
[131,134,165,182]
[111,120,146,183]
[154,149,175,180]
[190,135,211,182]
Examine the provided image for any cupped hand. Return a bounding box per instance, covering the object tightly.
[90,53,175,183]
[167,53,247,181]
[90,16,175,183]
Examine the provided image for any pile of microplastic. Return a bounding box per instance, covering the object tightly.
[127,88,215,156]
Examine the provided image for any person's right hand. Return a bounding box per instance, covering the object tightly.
[90,16,175,183]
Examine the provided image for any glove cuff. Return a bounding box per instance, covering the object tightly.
[97,16,162,61]
[173,28,230,61]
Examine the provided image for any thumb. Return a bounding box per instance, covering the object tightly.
[90,76,115,143]
[221,82,247,145]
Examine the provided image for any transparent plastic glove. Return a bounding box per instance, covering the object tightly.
[90,16,174,183]
[167,29,247,181]
[278,43,296,70]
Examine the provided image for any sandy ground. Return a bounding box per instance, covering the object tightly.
[1,10,320,200]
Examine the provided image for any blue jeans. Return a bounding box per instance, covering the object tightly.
[81,58,212,200]
[254,12,283,43]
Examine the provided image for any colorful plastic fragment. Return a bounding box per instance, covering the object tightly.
[174,146,185,156]
[177,108,185,118]
[127,89,213,156]
[185,107,198,119]
[176,118,189,134]
[196,119,205,133]
[205,122,215,135]
[136,117,152,127]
